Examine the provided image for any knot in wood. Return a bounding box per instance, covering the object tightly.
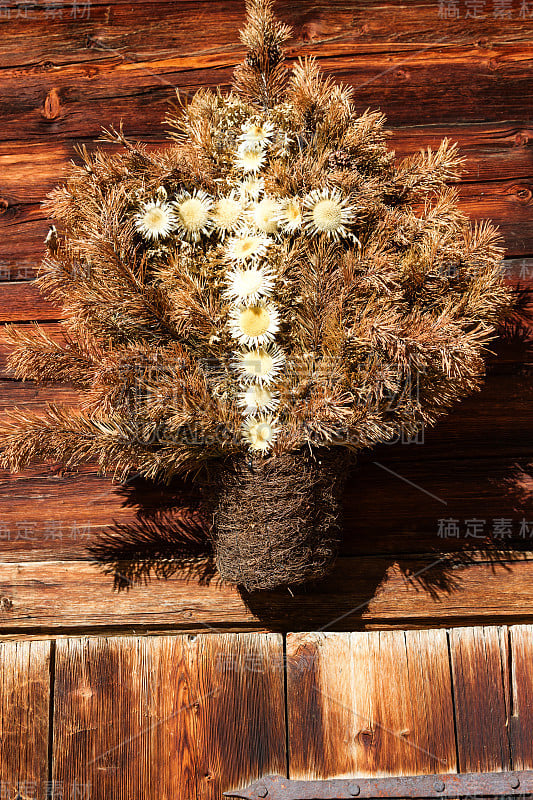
[42,88,61,121]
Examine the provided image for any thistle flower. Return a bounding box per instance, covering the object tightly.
[276,197,302,233]
[239,120,275,147]
[235,142,267,173]
[251,197,282,235]
[233,343,286,385]
[229,301,280,346]
[172,190,212,242]
[302,187,357,241]
[226,231,271,264]
[237,384,280,414]
[212,193,245,239]
[223,265,274,305]
[237,176,265,200]
[134,199,176,241]
[241,413,280,453]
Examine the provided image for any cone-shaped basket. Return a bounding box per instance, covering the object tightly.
[207,449,353,591]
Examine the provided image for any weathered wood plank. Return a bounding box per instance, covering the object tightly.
[0,382,81,411]
[0,371,529,453]
[0,446,529,563]
[0,639,51,800]
[3,555,533,632]
[52,633,285,798]
[52,635,197,799]
[448,626,512,772]
[194,633,286,799]
[0,283,62,322]
[508,625,533,770]
[1,297,528,375]
[1,0,532,74]
[286,630,456,778]
[0,254,530,316]
[0,41,533,146]
[2,123,532,206]
[345,451,533,556]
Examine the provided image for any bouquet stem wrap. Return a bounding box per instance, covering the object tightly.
[208,449,352,591]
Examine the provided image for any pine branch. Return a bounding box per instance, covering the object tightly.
[233,0,291,107]
[1,324,97,387]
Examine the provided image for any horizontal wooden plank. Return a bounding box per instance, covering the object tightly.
[0,369,530,561]
[3,554,533,632]
[0,370,530,452]
[456,179,533,258]
[1,0,532,73]
[1,315,529,378]
[0,453,530,562]
[0,381,80,411]
[2,190,533,275]
[0,44,533,145]
[2,123,532,206]
[0,466,209,562]
[0,283,62,322]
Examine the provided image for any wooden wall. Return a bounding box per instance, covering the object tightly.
[3,626,533,798]
[0,1,532,635]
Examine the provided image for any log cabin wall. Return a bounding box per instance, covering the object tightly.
[0,0,532,634]
[1,2,533,798]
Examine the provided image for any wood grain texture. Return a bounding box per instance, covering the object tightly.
[2,124,532,205]
[0,639,51,800]
[0,442,529,565]
[194,633,286,799]
[1,125,532,274]
[0,283,62,322]
[4,627,533,796]
[286,626,533,784]
[448,626,512,773]
[2,181,532,276]
[0,0,531,634]
[4,555,533,633]
[286,630,457,778]
[52,633,285,799]
[508,625,533,770]
[1,28,532,141]
[1,0,532,74]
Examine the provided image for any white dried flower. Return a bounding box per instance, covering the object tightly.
[302,187,358,241]
[232,344,286,385]
[134,200,175,241]
[241,413,280,452]
[229,301,280,346]
[172,190,212,242]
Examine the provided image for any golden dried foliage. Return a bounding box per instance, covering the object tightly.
[0,0,512,482]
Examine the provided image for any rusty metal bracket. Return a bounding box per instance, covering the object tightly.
[224,771,533,799]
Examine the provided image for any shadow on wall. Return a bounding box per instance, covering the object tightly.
[89,298,533,629]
